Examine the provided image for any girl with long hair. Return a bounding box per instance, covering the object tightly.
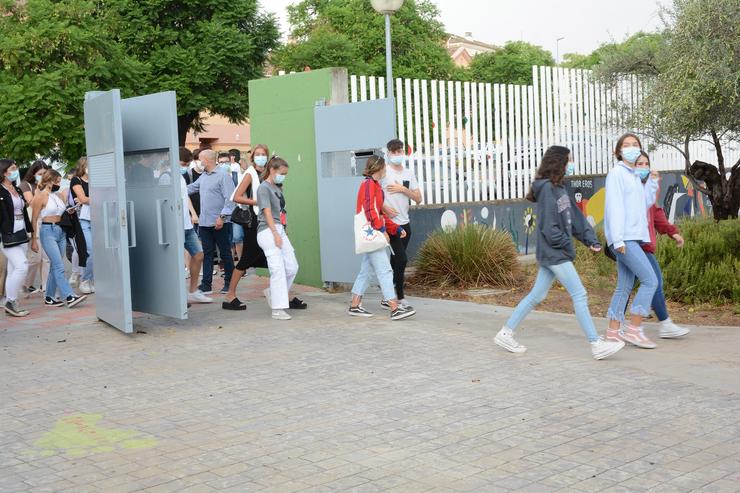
[494,146,624,360]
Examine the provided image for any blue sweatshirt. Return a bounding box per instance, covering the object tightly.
[604,161,659,250]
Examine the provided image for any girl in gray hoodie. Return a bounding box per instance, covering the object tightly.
[494,146,625,360]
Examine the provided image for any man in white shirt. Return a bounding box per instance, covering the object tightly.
[381,139,422,311]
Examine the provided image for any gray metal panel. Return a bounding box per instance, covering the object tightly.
[121,91,187,320]
[315,98,396,284]
[83,90,134,333]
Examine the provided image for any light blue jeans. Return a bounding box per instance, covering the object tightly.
[40,224,74,300]
[608,241,658,321]
[506,261,599,342]
[351,248,396,302]
[80,219,93,281]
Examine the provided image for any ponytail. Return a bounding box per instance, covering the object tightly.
[260,156,289,182]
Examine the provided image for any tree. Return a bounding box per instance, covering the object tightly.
[562,32,665,71]
[109,0,280,144]
[0,0,143,163]
[596,0,740,220]
[467,41,554,85]
[274,0,455,80]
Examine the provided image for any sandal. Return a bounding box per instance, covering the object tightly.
[222,298,247,311]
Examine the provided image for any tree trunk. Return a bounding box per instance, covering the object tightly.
[177,113,198,146]
[689,160,739,220]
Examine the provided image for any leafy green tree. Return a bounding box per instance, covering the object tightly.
[596,0,739,220]
[561,52,603,70]
[468,41,554,85]
[0,0,143,163]
[274,0,454,80]
[109,0,280,144]
[562,33,665,71]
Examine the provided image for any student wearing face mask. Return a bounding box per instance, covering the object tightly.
[494,147,623,360]
[0,159,34,317]
[30,170,87,309]
[20,160,51,294]
[381,139,422,311]
[607,151,689,339]
[187,148,203,229]
[349,156,416,321]
[604,133,661,349]
[256,157,299,320]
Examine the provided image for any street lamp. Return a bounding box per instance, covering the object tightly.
[371,0,404,101]
[556,36,565,65]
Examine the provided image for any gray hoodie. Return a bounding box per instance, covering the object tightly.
[531,179,600,266]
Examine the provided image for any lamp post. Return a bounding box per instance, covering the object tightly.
[371,0,404,101]
[556,36,565,65]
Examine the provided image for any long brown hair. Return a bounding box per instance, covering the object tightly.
[38,169,61,192]
[363,155,385,177]
[250,144,270,165]
[259,156,289,182]
[526,145,571,202]
[614,133,642,161]
[75,156,88,178]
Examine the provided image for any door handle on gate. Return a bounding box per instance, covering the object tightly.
[156,199,169,246]
[102,202,111,249]
[127,201,137,248]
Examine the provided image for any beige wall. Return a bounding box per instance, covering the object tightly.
[185,113,251,154]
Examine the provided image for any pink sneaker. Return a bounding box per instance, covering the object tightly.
[621,325,657,349]
[606,327,624,343]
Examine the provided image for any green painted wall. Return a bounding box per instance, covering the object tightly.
[249,68,347,287]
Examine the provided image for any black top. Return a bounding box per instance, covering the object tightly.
[0,184,33,240]
[188,169,202,216]
[70,177,89,200]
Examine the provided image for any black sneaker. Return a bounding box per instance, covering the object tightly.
[25,285,41,294]
[348,305,373,317]
[380,300,392,310]
[391,306,416,321]
[289,297,308,309]
[65,295,87,308]
[44,296,65,307]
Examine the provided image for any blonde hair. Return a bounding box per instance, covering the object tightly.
[363,155,385,177]
[38,169,61,191]
[75,157,88,178]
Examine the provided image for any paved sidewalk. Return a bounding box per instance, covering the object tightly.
[1,277,739,492]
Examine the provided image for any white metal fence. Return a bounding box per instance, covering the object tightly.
[350,66,739,205]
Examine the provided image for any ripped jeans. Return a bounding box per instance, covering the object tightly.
[607,241,658,322]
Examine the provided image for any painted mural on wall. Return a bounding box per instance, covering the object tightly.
[407,171,712,259]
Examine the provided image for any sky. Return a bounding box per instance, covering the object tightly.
[262,0,667,60]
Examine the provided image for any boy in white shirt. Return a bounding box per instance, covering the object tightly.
[381,139,422,310]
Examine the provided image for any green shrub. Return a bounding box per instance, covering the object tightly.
[574,227,615,286]
[413,224,521,288]
[656,218,740,305]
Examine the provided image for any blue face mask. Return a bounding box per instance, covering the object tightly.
[35,174,43,183]
[622,147,642,164]
[179,166,188,175]
[7,170,19,182]
[389,155,405,166]
[636,168,650,180]
[274,174,286,185]
[565,163,575,176]
[220,162,231,170]
[254,155,268,167]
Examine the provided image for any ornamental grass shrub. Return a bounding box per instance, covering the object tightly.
[413,224,521,288]
[656,218,740,305]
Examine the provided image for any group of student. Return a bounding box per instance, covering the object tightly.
[2,133,691,358]
[0,158,93,317]
[494,132,690,360]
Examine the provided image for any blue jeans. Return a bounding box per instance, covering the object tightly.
[506,261,599,342]
[623,253,669,321]
[231,223,244,245]
[183,228,203,257]
[608,241,658,321]
[80,219,93,281]
[351,248,397,302]
[199,223,233,292]
[40,224,74,300]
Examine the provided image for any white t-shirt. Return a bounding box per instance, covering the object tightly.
[180,176,193,231]
[381,165,419,226]
[231,166,261,214]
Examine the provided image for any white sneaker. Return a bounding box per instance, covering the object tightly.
[188,290,213,304]
[69,272,80,288]
[659,319,690,338]
[621,325,657,349]
[494,327,527,353]
[264,288,272,309]
[272,309,291,320]
[591,337,625,360]
[79,280,94,294]
[185,268,191,280]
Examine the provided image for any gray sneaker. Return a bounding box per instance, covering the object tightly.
[4,300,29,317]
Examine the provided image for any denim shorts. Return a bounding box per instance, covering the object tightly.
[231,223,244,244]
[184,228,203,256]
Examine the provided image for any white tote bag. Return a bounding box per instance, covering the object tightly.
[354,208,389,254]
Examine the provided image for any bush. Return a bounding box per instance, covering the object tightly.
[656,218,740,305]
[574,228,615,287]
[412,224,521,288]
